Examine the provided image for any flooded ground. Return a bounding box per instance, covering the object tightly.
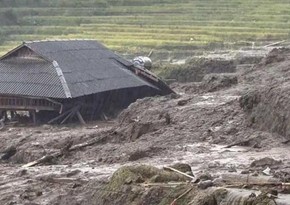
[2,47,290,204]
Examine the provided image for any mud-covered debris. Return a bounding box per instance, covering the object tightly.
[66,170,81,177]
[227,164,237,173]
[158,111,171,125]
[130,122,158,141]
[89,165,191,205]
[1,145,17,160]
[168,163,194,176]
[168,92,181,99]
[177,99,190,106]
[114,101,171,141]
[262,167,271,176]
[128,149,149,161]
[208,161,221,169]
[108,165,189,188]
[196,172,213,181]
[201,73,238,92]
[224,125,238,135]
[20,188,42,201]
[198,180,214,189]
[259,47,289,66]
[273,168,290,183]
[225,134,265,148]
[60,138,73,156]
[250,157,282,168]
[41,124,52,130]
[2,48,290,205]
[239,90,261,112]
[16,169,28,177]
[212,177,223,186]
[241,170,250,175]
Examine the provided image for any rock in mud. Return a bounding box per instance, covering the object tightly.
[241,170,250,175]
[128,149,149,161]
[198,180,213,189]
[196,172,213,181]
[1,145,17,160]
[250,157,282,168]
[177,99,189,106]
[89,165,190,205]
[11,143,47,164]
[16,169,28,177]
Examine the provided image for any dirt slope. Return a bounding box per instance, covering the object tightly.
[240,48,290,139]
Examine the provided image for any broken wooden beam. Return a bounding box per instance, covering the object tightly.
[47,108,73,124]
[48,105,84,125]
[22,135,107,168]
[141,182,187,188]
[170,187,193,205]
[224,138,252,148]
[22,154,59,168]
[76,110,86,125]
[39,177,89,184]
[164,166,195,181]
[221,173,280,186]
[60,107,79,124]
[264,40,286,48]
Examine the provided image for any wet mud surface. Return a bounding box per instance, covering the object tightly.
[2,47,290,204]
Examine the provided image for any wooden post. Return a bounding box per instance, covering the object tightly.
[76,110,86,125]
[32,110,37,125]
[47,108,73,124]
[60,110,75,124]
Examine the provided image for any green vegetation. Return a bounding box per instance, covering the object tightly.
[0,0,290,56]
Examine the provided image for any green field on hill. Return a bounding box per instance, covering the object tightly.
[0,0,290,57]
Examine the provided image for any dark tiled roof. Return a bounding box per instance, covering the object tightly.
[0,40,159,98]
[0,58,66,98]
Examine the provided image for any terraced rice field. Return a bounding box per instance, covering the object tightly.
[0,0,290,56]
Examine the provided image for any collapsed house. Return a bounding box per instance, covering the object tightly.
[0,40,173,124]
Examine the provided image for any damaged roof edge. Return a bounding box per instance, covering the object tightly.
[52,60,72,98]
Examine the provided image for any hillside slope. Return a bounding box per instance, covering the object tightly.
[0,0,290,56]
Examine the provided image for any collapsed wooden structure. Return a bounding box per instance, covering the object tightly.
[0,40,173,124]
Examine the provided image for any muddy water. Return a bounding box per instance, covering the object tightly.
[225,188,290,205]
[1,69,290,204]
[1,143,289,204]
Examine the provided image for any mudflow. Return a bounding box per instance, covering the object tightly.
[2,48,290,204]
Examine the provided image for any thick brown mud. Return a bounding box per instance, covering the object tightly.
[1,47,290,204]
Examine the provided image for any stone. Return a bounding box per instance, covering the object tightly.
[198,180,213,189]
[250,157,282,167]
